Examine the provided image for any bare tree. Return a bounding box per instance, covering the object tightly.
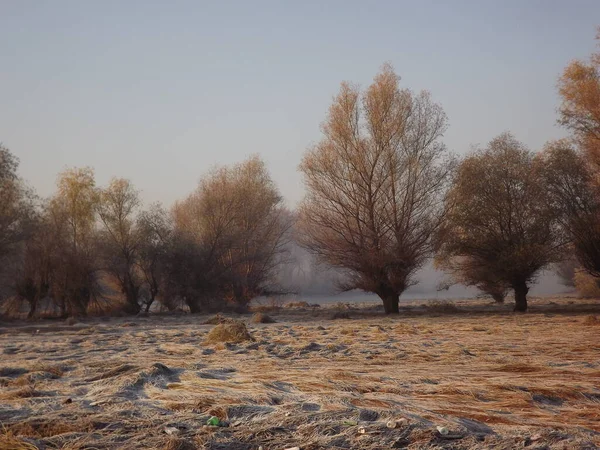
[436,133,563,312]
[97,178,143,314]
[539,140,600,278]
[172,156,290,311]
[298,64,453,313]
[48,167,101,316]
[137,203,172,312]
[557,29,600,172]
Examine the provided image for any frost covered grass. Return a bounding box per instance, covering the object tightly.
[0,296,599,449]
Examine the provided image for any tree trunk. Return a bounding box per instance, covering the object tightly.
[512,280,529,312]
[27,295,38,319]
[380,292,400,314]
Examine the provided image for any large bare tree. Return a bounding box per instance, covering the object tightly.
[137,203,172,312]
[436,133,563,312]
[172,156,290,311]
[298,64,453,313]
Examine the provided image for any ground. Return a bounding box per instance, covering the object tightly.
[0,297,599,450]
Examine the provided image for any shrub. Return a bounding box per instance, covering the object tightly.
[574,271,600,298]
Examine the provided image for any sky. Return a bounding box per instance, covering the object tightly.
[1,0,599,209]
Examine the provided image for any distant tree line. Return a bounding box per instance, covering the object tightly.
[2,31,600,317]
[0,154,291,318]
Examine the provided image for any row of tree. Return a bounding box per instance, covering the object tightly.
[0,154,291,317]
[2,32,600,316]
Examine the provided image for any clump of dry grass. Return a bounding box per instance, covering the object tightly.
[0,429,38,450]
[583,315,600,326]
[203,314,238,325]
[5,418,92,439]
[204,320,254,344]
[163,437,196,450]
[31,363,65,378]
[0,385,42,400]
[251,312,276,324]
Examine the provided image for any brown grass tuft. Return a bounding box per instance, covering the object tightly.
[0,385,43,400]
[5,418,92,439]
[583,315,600,326]
[32,363,64,378]
[204,320,254,344]
[0,429,39,450]
[203,314,238,325]
[163,437,196,450]
[251,312,276,324]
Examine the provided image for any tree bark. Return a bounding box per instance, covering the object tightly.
[380,292,400,314]
[512,280,529,312]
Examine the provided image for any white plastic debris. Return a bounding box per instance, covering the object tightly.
[164,426,179,435]
[358,426,367,434]
[436,426,449,435]
[386,420,397,429]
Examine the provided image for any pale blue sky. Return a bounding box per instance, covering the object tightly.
[1,0,599,208]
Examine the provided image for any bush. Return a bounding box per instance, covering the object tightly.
[204,320,254,344]
[574,271,600,298]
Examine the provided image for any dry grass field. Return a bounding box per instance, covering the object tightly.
[1,297,599,449]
